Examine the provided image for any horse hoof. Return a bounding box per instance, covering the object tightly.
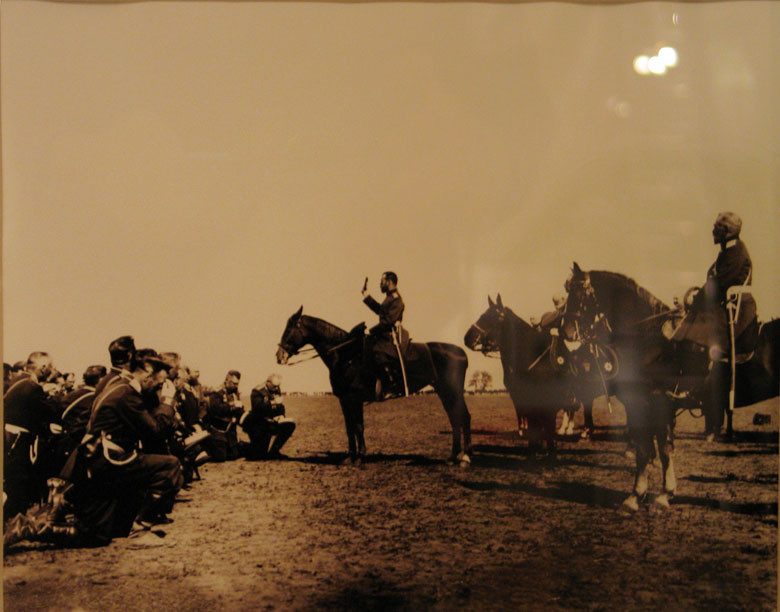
[621,495,640,513]
[458,453,471,469]
[653,493,671,509]
[624,449,636,461]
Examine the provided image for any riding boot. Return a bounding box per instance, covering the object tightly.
[380,365,397,400]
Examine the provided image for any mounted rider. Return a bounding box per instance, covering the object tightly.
[674,212,758,358]
[361,271,409,400]
[673,212,759,440]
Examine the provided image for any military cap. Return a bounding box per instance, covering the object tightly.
[84,365,108,379]
[108,336,136,365]
[141,354,172,373]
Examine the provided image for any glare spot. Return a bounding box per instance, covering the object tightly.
[672,13,680,26]
[633,55,650,75]
[647,56,667,75]
[658,46,679,68]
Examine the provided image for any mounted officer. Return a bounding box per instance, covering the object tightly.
[673,212,759,440]
[361,271,408,400]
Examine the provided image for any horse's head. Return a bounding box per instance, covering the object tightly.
[561,262,599,343]
[464,294,506,353]
[276,306,305,365]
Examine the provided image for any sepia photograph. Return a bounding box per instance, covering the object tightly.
[2,0,778,609]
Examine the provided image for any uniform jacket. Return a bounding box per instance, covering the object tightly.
[3,372,59,436]
[363,290,405,335]
[177,385,202,430]
[59,385,97,440]
[88,380,176,454]
[702,240,757,329]
[676,239,758,351]
[249,387,285,422]
[206,389,244,430]
[363,290,406,361]
[93,367,124,399]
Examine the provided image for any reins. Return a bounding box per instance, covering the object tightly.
[284,347,320,366]
[283,335,360,366]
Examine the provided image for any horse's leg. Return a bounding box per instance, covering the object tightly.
[439,393,462,465]
[542,408,557,458]
[556,409,569,436]
[565,407,575,436]
[354,402,367,462]
[339,399,357,463]
[622,395,652,512]
[453,393,472,467]
[581,401,594,439]
[461,399,473,457]
[654,396,677,509]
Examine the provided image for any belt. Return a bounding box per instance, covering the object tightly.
[4,423,31,436]
[100,432,139,466]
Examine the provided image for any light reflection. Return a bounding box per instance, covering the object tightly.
[633,55,650,75]
[633,46,678,76]
[658,47,678,68]
[647,56,667,75]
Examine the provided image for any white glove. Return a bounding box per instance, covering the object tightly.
[160,379,176,403]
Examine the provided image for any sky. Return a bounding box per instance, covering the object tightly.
[2,1,778,392]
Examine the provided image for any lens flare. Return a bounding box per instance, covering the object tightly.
[633,55,650,75]
[658,46,679,68]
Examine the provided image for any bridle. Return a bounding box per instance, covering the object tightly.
[279,315,361,366]
[468,315,502,357]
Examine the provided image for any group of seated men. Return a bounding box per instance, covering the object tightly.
[3,335,295,549]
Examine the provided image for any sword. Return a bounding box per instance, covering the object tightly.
[392,325,410,397]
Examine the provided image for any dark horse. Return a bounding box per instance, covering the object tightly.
[561,264,684,510]
[564,264,780,508]
[276,307,472,466]
[464,294,580,454]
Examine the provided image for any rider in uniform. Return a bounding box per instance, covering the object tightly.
[674,212,758,440]
[362,271,405,400]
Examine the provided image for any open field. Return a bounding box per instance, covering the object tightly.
[4,393,778,611]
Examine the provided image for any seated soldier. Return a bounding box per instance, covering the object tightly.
[3,352,61,521]
[56,365,107,462]
[242,374,296,460]
[64,354,182,547]
[361,271,407,400]
[204,370,245,461]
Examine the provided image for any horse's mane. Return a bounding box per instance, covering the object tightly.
[302,315,350,342]
[589,270,670,315]
[504,307,535,332]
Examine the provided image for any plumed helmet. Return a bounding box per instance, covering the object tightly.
[714,212,742,240]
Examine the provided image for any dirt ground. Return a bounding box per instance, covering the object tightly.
[4,393,778,611]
